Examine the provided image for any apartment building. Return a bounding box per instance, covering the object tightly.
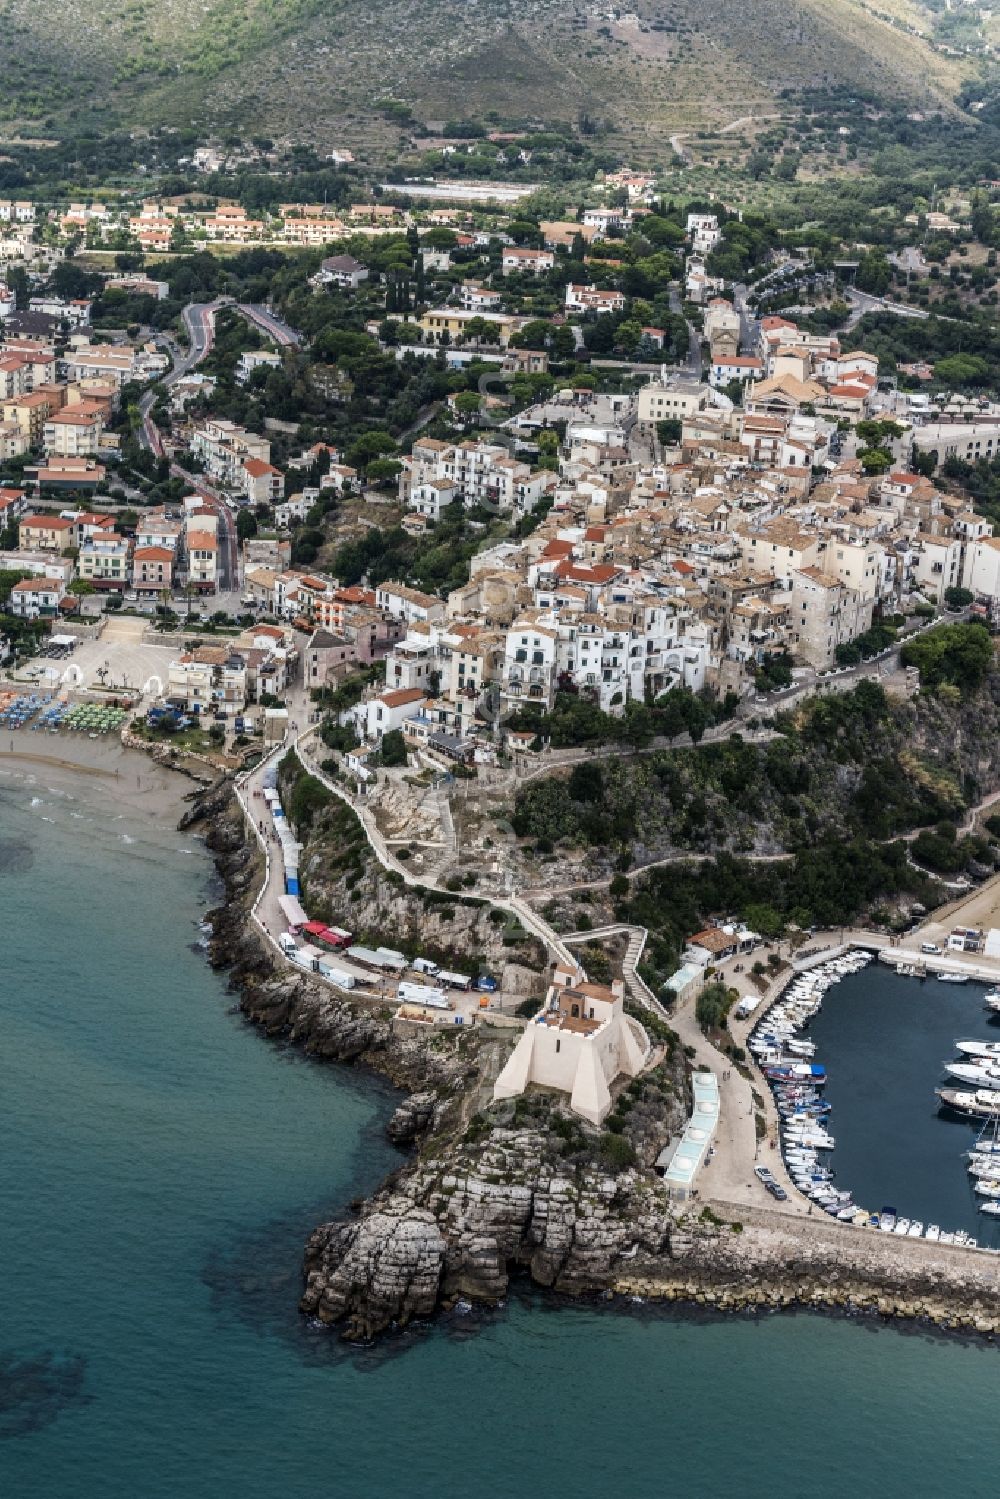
[190,420,271,487]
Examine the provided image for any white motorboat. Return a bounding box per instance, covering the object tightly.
[939,973,970,985]
[943,1061,1000,1091]
[973,1179,1000,1197]
[967,1157,1000,1178]
[894,1218,911,1236]
[965,1139,1000,1163]
[955,1040,1000,1060]
[908,1221,924,1237]
[925,1224,941,1242]
[979,1201,1000,1216]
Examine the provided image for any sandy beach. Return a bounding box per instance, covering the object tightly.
[0,724,194,823]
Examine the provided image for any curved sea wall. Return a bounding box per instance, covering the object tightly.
[188,783,1000,1345]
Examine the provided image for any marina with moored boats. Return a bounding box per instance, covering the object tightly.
[750,948,1000,1249]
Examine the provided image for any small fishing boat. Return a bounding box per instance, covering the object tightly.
[925,1224,941,1242]
[939,973,970,985]
[979,1201,1000,1216]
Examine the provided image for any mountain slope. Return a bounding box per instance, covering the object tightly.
[0,0,974,147]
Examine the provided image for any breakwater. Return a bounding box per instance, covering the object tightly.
[645,1200,1000,1334]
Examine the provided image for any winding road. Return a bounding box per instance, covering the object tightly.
[138,299,223,454]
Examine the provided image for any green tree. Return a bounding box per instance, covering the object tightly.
[657,418,683,446]
[900,621,993,689]
[236,509,258,542]
[379,728,407,766]
[453,390,481,415]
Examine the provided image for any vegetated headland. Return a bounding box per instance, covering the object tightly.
[180,669,1000,1346]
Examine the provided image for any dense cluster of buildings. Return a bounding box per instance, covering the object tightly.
[0,321,167,465]
[4,493,229,614]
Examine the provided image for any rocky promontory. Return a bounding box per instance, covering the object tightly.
[187,782,1000,1348]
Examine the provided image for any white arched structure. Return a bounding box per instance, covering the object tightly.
[61,663,83,687]
[142,674,164,699]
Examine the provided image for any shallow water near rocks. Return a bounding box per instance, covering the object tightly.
[2,775,1000,1497]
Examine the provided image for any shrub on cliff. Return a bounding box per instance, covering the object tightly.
[289,773,332,833]
[598,1132,637,1171]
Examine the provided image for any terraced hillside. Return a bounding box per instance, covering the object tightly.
[0,0,975,149]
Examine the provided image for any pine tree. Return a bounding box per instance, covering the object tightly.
[386,275,397,314]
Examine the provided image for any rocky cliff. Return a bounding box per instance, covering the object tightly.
[301,1118,678,1340]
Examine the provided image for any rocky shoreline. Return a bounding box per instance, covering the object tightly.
[186,779,1000,1347]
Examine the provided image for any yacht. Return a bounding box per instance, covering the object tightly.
[936,1088,1000,1120]
[955,1040,1000,1060]
[943,1061,1000,1091]
[979,1201,1000,1216]
[973,1179,1000,1197]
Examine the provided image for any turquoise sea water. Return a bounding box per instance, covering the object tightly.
[3,771,1000,1499]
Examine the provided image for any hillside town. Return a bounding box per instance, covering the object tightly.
[5,188,1000,741]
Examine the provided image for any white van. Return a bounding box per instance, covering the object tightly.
[279,932,297,956]
[412,957,440,977]
[920,942,941,955]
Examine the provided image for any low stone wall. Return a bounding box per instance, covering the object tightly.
[55,617,107,641]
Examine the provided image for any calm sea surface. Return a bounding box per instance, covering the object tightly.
[3,773,1000,1498]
